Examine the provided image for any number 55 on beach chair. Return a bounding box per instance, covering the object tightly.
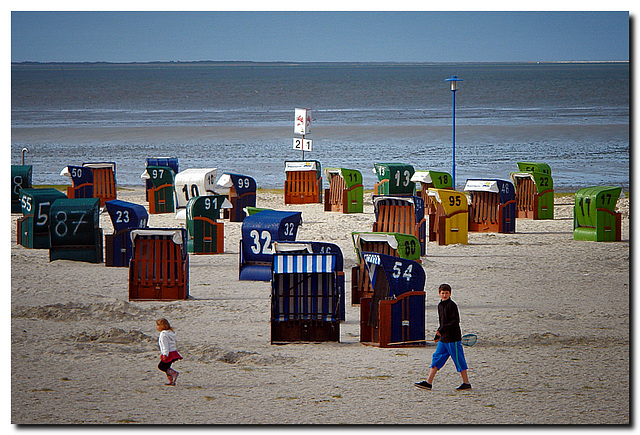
[270,241,345,343]
[510,162,554,220]
[323,167,363,213]
[573,186,623,242]
[239,210,303,281]
[105,199,149,267]
[284,160,323,205]
[350,232,421,305]
[360,252,426,348]
[129,228,189,301]
[372,195,427,256]
[464,179,516,234]
[17,188,67,249]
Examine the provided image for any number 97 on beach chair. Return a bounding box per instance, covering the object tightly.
[360,252,426,348]
[573,186,623,242]
[141,166,176,214]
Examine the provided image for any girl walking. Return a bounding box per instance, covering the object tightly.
[156,318,183,386]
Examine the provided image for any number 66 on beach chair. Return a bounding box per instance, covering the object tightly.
[360,252,426,348]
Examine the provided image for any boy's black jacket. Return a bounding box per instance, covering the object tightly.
[437,298,462,342]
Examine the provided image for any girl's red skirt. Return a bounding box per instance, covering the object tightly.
[161,351,183,363]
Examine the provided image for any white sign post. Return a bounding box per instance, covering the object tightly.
[294,108,312,160]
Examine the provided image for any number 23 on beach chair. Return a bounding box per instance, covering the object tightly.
[360,252,426,348]
[464,179,516,234]
[104,199,149,267]
[372,195,427,256]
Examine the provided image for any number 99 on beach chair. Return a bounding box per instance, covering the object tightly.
[270,241,345,343]
[128,228,189,301]
[464,179,516,234]
[239,210,303,281]
[145,158,178,201]
[11,164,33,214]
[216,173,257,222]
[284,160,323,204]
[49,198,103,263]
[104,199,149,267]
[426,188,468,245]
[510,162,554,220]
[573,186,623,242]
[323,168,363,213]
[372,195,427,256]
[350,232,421,305]
[373,163,415,196]
[360,252,426,348]
[17,188,67,249]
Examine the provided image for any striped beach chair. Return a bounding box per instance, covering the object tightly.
[271,241,345,343]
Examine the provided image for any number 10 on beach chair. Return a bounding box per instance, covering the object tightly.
[360,252,426,348]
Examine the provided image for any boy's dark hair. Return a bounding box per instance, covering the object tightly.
[439,283,452,293]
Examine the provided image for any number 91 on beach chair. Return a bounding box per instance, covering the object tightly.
[129,228,189,301]
[271,241,345,343]
[360,252,426,348]
[573,186,623,242]
[185,195,231,254]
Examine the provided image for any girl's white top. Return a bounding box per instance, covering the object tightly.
[158,330,178,356]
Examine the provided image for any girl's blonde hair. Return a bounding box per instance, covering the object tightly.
[156,318,174,331]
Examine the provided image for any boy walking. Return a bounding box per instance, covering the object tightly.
[415,283,471,391]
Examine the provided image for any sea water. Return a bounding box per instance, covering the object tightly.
[11,62,629,191]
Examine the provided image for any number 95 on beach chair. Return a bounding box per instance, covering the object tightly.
[271,241,345,343]
[360,252,426,348]
[573,186,623,242]
[350,232,421,305]
[464,179,516,234]
[49,198,103,263]
[323,167,363,213]
[104,200,149,267]
[510,162,554,220]
[239,210,303,281]
[284,160,323,204]
[426,188,469,245]
[128,228,189,301]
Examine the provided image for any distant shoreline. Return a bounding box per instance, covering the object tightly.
[10,60,630,68]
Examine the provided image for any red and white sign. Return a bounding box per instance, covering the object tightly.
[294,108,311,135]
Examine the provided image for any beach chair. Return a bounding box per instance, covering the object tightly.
[372,195,427,256]
[373,163,415,196]
[104,200,149,267]
[284,160,323,204]
[49,198,103,263]
[174,168,218,213]
[350,232,421,305]
[16,188,67,249]
[145,157,178,201]
[11,165,33,214]
[411,170,452,205]
[129,228,189,301]
[510,162,554,220]
[360,252,426,348]
[573,186,623,242]
[61,162,117,206]
[464,179,516,234]
[239,210,303,281]
[323,168,363,213]
[142,165,176,214]
[270,241,345,343]
[217,173,257,222]
[426,188,469,245]
[186,195,231,254]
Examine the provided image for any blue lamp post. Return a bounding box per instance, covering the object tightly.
[445,75,462,189]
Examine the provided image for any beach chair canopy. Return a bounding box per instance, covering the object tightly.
[174,168,218,210]
[464,179,515,203]
[105,199,149,232]
[362,251,425,298]
[411,170,453,189]
[517,161,551,175]
[216,173,257,196]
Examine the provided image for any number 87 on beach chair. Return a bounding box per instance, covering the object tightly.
[360,252,426,348]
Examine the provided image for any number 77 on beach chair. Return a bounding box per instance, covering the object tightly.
[323,168,363,213]
[284,160,323,205]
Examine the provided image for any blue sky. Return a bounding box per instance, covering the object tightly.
[11,11,630,63]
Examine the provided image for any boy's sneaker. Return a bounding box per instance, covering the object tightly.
[414,381,432,390]
[456,383,472,390]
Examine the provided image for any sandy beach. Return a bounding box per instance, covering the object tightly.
[10,187,629,425]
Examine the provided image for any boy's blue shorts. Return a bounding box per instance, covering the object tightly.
[431,340,468,372]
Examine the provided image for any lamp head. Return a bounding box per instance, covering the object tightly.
[445,75,463,91]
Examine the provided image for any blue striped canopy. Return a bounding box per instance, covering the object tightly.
[273,254,335,274]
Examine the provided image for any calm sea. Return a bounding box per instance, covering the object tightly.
[11,62,629,191]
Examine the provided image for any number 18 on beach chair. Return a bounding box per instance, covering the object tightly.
[129,228,189,301]
[49,197,103,263]
[105,199,149,267]
[350,232,421,305]
[284,160,323,205]
[573,186,623,242]
[510,162,554,220]
[323,167,364,213]
[270,241,345,343]
[360,252,426,348]
[464,179,516,234]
